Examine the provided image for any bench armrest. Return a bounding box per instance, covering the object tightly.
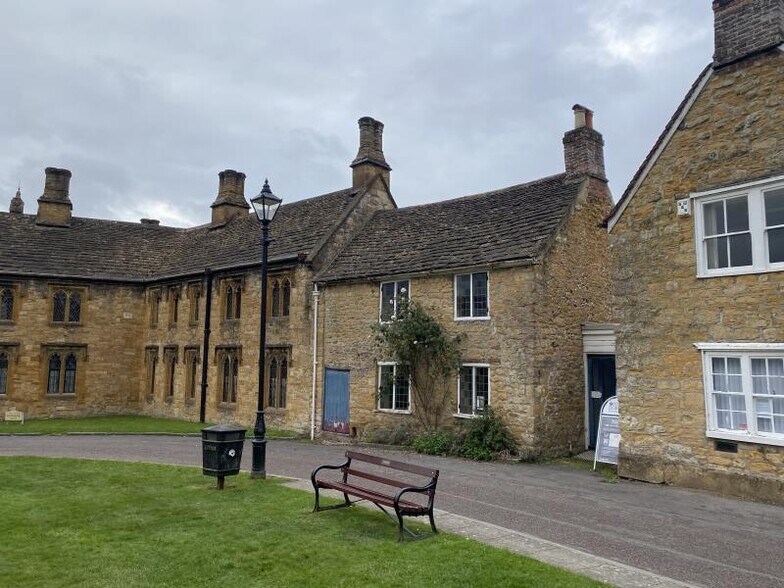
[310,458,351,487]
[393,480,438,509]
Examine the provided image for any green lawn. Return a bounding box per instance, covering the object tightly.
[0,415,296,437]
[0,457,606,587]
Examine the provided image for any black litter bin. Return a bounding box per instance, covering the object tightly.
[201,424,246,489]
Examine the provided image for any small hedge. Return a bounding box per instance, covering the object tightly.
[411,409,517,461]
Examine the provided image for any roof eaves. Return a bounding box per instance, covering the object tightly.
[316,256,539,285]
[605,64,713,232]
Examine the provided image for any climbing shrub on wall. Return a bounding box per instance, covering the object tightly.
[372,298,463,431]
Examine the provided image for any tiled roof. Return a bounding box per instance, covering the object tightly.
[318,173,581,282]
[0,187,357,282]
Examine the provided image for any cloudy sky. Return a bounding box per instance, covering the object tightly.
[1,1,714,227]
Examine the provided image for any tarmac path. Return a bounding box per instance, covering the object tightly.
[1,435,782,588]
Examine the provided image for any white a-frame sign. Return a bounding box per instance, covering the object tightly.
[593,396,620,470]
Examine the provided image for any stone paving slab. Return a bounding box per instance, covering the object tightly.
[283,478,700,588]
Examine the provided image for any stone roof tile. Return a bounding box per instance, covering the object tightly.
[318,173,581,282]
[0,187,357,282]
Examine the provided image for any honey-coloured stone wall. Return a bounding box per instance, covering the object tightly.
[0,279,145,417]
[609,51,784,503]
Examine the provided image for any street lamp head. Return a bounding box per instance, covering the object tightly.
[251,178,283,223]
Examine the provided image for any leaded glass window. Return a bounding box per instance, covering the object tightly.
[0,353,8,395]
[271,281,281,317]
[225,285,234,319]
[69,292,81,322]
[219,349,240,403]
[282,280,291,317]
[186,349,199,401]
[225,282,241,320]
[379,280,408,322]
[53,291,67,322]
[377,363,410,412]
[0,288,13,320]
[458,365,490,416]
[52,290,82,324]
[63,354,77,394]
[268,358,278,407]
[279,358,287,408]
[455,272,488,319]
[48,354,62,394]
[230,357,238,403]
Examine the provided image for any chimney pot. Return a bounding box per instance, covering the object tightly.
[140,218,161,226]
[563,105,606,179]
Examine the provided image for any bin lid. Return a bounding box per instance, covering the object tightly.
[202,424,246,433]
[201,424,247,439]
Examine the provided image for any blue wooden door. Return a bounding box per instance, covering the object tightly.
[323,368,350,434]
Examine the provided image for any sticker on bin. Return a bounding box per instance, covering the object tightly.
[229,449,236,457]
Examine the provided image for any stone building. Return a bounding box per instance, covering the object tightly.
[1,109,612,455]
[314,106,613,455]
[606,0,784,503]
[0,121,395,434]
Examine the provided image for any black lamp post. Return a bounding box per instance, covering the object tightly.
[249,179,282,479]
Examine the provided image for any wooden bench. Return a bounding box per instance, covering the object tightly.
[311,450,439,541]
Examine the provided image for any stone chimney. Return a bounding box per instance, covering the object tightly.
[713,0,784,68]
[9,186,24,215]
[563,105,606,180]
[36,167,73,227]
[350,116,391,189]
[210,169,249,226]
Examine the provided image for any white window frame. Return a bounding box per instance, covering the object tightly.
[455,363,490,418]
[378,280,409,323]
[453,271,490,321]
[696,342,784,447]
[693,175,784,277]
[376,362,412,414]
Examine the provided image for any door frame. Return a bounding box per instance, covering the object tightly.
[582,323,618,449]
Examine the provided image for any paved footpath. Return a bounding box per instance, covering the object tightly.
[1,435,782,588]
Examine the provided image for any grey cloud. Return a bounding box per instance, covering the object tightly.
[1,0,714,225]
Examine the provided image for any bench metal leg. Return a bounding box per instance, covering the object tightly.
[428,509,438,535]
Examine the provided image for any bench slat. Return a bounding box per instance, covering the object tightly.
[342,467,417,490]
[345,450,439,479]
[318,480,427,514]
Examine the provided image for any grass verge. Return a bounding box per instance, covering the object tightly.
[553,457,619,482]
[0,415,297,438]
[0,457,606,587]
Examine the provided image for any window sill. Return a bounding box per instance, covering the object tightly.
[376,409,412,415]
[453,412,481,420]
[218,402,237,410]
[707,430,784,448]
[45,393,76,399]
[50,322,83,327]
[453,316,490,322]
[697,266,784,279]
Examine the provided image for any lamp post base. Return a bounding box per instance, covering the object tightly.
[251,409,267,479]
